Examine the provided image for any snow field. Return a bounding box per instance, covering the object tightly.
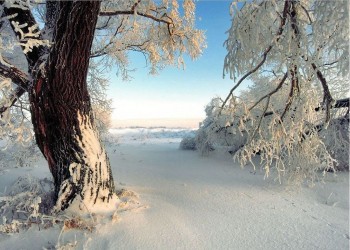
[0,128,349,249]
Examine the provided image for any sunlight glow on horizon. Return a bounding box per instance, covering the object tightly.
[112,99,206,120]
[106,1,248,123]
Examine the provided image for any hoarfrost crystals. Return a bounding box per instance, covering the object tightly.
[197,0,349,184]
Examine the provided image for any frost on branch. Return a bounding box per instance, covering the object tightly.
[94,0,206,76]
[87,60,112,136]
[3,0,32,10]
[0,76,33,148]
[195,0,349,185]
[0,176,55,234]
[10,21,50,54]
[196,94,348,185]
[0,0,45,157]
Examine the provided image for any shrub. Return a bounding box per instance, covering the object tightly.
[179,137,197,150]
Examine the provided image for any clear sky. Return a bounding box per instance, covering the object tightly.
[108,1,240,121]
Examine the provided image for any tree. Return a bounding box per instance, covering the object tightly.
[194,0,348,184]
[0,0,205,212]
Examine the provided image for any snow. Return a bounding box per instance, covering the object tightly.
[55,112,119,215]
[0,128,349,249]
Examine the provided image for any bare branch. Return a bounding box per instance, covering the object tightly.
[131,0,142,12]
[280,66,299,120]
[311,62,335,125]
[99,10,172,25]
[91,41,150,59]
[249,96,271,142]
[280,2,300,121]
[91,17,127,58]
[96,16,112,30]
[323,60,339,67]
[298,2,313,24]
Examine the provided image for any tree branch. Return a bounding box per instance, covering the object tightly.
[90,17,127,58]
[215,98,349,134]
[96,16,112,30]
[220,1,291,113]
[280,65,299,120]
[0,62,31,91]
[311,62,335,125]
[0,61,30,117]
[298,2,313,24]
[280,2,300,121]
[99,10,172,25]
[0,87,26,117]
[249,96,270,142]
[131,0,142,12]
[249,72,288,111]
[2,1,45,70]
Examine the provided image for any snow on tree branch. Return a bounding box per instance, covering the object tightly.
[10,21,49,54]
[94,0,206,75]
[0,60,29,123]
[1,0,49,71]
[99,10,173,26]
[194,0,349,185]
[0,86,25,117]
[0,60,30,90]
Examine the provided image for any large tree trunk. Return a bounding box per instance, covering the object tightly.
[29,1,116,212]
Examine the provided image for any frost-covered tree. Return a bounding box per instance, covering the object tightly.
[0,0,205,212]
[195,0,349,184]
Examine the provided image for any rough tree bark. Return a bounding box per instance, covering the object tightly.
[27,1,116,212]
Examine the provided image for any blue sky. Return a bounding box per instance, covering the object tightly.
[108,1,240,120]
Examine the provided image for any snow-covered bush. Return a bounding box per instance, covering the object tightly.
[195,92,348,184]
[0,176,55,233]
[193,97,246,155]
[194,129,214,155]
[179,136,196,150]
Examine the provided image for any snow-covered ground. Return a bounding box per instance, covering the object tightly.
[0,128,349,250]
